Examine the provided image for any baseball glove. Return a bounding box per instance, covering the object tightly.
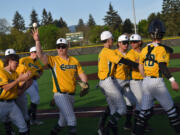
[78,81,89,97]
[49,98,56,107]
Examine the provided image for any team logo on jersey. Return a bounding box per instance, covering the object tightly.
[28,63,39,69]
[60,64,77,71]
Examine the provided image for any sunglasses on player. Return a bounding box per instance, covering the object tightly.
[130,41,139,44]
[56,45,67,49]
[122,41,129,45]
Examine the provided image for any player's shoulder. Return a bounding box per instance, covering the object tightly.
[20,56,30,62]
[69,56,80,63]
[158,43,173,54]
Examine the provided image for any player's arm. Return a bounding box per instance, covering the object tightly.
[32,28,48,65]
[78,72,88,83]
[2,73,30,91]
[159,62,179,91]
[18,78,33,96]
[158,48,179,91]
[118,58,138,69]
[138,63,145,78]
[108,50,138,68]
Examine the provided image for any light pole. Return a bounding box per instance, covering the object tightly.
[132,0,137,34]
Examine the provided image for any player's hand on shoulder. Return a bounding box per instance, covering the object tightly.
[171,81,179,91]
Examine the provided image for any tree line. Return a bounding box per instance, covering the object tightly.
[0,0,179,52]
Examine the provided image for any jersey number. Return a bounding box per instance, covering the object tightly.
[145,54,155,67]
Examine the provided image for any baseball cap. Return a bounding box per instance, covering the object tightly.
[100,31,113,41]
[118,34,129,42]
[56,38,68,45]
[30,46,36,52]
[5,49,16,56]
[130,34,141,41]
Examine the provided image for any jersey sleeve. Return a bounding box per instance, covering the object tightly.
[47,55,55,67]
[0,70,9,86]
[76,60,84,75]
[157,47,167,63]
[107,49,121,64]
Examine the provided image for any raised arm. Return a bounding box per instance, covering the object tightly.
[32,28,48,65]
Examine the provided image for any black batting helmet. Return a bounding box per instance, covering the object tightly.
[148,19,165,39]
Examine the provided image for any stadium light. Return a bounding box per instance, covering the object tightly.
[132,0,137,34]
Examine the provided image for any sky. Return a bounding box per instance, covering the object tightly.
[0,0,163,27]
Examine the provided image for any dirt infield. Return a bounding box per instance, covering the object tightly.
[37,53,180,119]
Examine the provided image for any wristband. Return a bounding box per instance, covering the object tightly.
[169,77,175,82]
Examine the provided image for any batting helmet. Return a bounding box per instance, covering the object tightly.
[148,19,165,39]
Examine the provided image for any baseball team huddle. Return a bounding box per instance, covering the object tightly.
[0,18,179,135]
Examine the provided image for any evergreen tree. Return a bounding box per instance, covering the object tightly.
[76,19,85,31]
[122,18,133,34]
[12,11,25,31]
[41,8,48,25]
[87,14,96,27]
[29,9,39,27]
[47,12,53,24]
[162,0,180,35]
[103,3,122,31]
[53,17,67,28]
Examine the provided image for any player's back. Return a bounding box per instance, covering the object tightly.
[139,43,167,78]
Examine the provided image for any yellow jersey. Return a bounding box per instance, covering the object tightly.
[19,56,43,78]
[0,68,18,100]
[139,43,167,77]
[48,55,84,94]
[0,59,4,68]
[98,48,121,80]
[114,49,129,80]
[127,49,143,80]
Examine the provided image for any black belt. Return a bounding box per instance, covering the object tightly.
[147,76,161,78]
[58,92,75,95]
[131,79,143,81]
[0,99,15,102]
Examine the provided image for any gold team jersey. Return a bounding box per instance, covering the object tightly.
[114,49,129,80]
[0,59,4,68]
[19,56,43,78]
[127,49,143,80]
[139,44,167,78]
[48,55,84,94]
[98,48,121,80]
[0,68,18,100]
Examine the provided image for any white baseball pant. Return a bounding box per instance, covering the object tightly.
[130,80,143,111]
[141,77,174,111]
[26,80,40,104]
[0,101,28,132]
[16,93,29,121]
[99,77,126,115]
[54,92,76,127]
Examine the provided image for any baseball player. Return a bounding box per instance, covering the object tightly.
[0,54,30,135]
[3,49,32,135]
[133,19,180,135]
[19,46,43,125]
[32,28,89,135]
[97,31,138,135]
[114,34,137,131]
